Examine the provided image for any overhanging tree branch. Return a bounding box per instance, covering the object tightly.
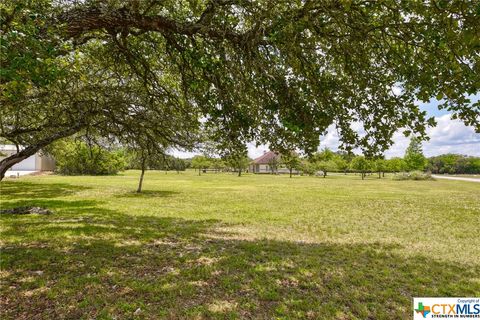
[0,122,86,181]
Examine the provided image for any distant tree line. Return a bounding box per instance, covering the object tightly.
[43,137,479,189]
[278,138,480,179]
[292,149,410,180]
[427,154,480,174]
[190,154,250,176]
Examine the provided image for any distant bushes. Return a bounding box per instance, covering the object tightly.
[49,140,126,175]
[392,171,434,181]
[126,151,188,172]
[427,154,480,174]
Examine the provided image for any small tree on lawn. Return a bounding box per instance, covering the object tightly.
[386,157,407,174]
[312,148,335,162]
[310,148,337,177]
[191,155,211,176]
[281,152,301,178]
[209,158,225,173]
[404,137,427,171]
[225,153,250,176]
[122,128,174,193]
[129,146,167,193]
[315,160,337,178]
[373,159,387,178]
[334,157,349,175]
[168,157,187,174]
[267,154,280,174]
[133,148,148,192]
[351,156,371,180]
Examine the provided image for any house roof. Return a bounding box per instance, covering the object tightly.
[251,151,280,164]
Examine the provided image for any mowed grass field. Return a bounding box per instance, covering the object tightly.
[1,170,479,319]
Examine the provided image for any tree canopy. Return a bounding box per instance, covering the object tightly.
[404,137,427,171]
[427,154,480,174]
[1,0,479,179]
[280,152,301,177]
[350,156,370,180]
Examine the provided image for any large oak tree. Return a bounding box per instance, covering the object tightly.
[1,0,479,180]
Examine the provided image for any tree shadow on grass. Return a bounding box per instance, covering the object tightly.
[1,199,479,319]
[0,181,90,200]
[115,190,180,198]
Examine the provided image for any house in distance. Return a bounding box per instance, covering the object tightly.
[249,151,300,175]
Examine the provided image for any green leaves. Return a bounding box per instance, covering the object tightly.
[404,137,427,171]
[2,0,479,169]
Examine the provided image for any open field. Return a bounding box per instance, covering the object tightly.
[1,171,479,319]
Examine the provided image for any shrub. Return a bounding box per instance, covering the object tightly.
[49,140,126,175]
[392,171,434,181]
[299,160,316,175]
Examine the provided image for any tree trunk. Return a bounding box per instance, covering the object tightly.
[378,172,381,178]
[137,158,146,193]
[361,172,365,180]
[0,123,84,181]
[198,168,201,176]
[238,168,241,177]
[323,171,327,178]
[289,168,292,178]
[0,147,38,181]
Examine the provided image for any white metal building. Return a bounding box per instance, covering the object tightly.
[0,145,55,171]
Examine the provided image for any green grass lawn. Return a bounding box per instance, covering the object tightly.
[1,171,479,319]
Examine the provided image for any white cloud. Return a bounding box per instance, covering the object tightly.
[247,142,269,159]
[173,114,480,159]
[319,124,340,150]
[384,114,480,158]
[311,114,480,158]
[422,114,480,156]
[169,149,198,159]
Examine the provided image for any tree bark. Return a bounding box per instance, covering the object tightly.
[0,147,38,181]
[238,168,241,177]
[289,168,292,178]
[61,6,246,44]
[137,158,146,193]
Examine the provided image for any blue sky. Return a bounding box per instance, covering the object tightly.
[315,96,479,159]
[419,100,449,117]
[173,96,480,159]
